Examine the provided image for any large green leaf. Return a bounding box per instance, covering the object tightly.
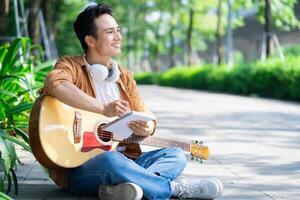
[4,138,17,167]
[0,45,8,64]
[0,159,7,175]
[1,38,23,75]
[0,105,6,121]
[0,191,13,200]
[11,169,18,195]
[5,172,11,194]
[29,44,43,62]
[11,126,29,144]
[0,99,14,127]
[0,74,34,98]
[0,89,19,99]
[0,74,32,91]
[11,103,32,115]
[0,176,4,192]
[1,134,31,152]
[34,60,54,72]
[1,38,31,75]
[0,136,12,174]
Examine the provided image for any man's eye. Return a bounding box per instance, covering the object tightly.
[107,31,113,34]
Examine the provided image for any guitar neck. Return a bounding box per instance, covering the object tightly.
[115,135,190,152]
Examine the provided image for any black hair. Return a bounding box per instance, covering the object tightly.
[73,3,113,52]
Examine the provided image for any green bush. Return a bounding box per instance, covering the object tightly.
[134,72,159,85]
[284,45,300,57]
[134,56,300,102]
[0,38,53,196]
[159,67,190,88]
[223,65,252,95]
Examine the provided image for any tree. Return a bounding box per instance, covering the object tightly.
[215,0,223,65]
[168,0,177,68]
[186,7,194,66]
[28,0,41,45]
[264,0,271,57]
[255,0,299,58]
[0,0,9,44]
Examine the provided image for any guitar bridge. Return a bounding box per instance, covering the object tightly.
[73,111,82,144]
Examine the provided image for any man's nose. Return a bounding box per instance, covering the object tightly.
[115,32,122,41]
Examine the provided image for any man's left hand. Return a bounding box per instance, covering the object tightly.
[128,120,155,136]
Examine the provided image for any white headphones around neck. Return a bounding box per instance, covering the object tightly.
[84,56,120,82]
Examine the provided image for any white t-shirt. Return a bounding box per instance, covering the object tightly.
[84,59,121,104]
[92,80,120,105]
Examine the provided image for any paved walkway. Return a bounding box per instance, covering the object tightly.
[11,85,300,199]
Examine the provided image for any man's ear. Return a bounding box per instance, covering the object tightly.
[85,35,96,49]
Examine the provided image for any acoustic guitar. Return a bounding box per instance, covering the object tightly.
[29,95,209,169]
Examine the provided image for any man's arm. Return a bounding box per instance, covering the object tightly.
[47,81,130,117]
[47,81,104,113]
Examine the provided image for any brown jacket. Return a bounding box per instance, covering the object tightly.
[40,55,156,188]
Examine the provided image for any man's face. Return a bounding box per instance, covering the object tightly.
[92,14,122,57]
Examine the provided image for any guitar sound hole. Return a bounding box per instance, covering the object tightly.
[97,125,112,142]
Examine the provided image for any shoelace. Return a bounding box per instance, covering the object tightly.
[176,179,206,199]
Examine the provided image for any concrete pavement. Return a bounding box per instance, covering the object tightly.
[11,85,300,199]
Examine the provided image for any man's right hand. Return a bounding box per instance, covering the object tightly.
[102,100,130,117]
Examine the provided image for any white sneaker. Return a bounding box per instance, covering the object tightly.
[174,177,223,199]
[98,182,143,200]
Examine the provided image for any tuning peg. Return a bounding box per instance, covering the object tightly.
[191,156,195,161]
[199,141,203,144]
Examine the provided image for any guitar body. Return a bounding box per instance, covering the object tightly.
[29,95,119,169]
[29,96,209,170]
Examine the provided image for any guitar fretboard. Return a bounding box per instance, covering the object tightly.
[114,135,190,152]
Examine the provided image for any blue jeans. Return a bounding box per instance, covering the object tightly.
[66,147,187,200]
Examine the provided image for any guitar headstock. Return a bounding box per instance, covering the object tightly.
[190,140,210,163]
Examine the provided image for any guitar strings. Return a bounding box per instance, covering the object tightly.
[94,133,205,149]
[78,127,206,150]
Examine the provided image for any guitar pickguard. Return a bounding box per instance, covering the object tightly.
[81,132,112,152]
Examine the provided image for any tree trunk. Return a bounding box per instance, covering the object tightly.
[169,1,176,68]
[42,0,53,35]
[126,7,133,68]
[52,0,61,37]
[153,14,163,72]
[132,31,138,72]
[153,44,160,72]
[264,0,271,57]
[215,0,223,66]
[0,0,9,43]
[226,0,233,67]
[42,0,59,58]
[169,24,175,68]
[186,8,194,66]
[29,0,41,45]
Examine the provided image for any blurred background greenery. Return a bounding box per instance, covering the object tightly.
[2,0,300,71]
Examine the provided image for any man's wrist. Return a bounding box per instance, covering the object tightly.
[96,103,105,114]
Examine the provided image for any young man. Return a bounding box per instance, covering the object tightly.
[41,3,223,200]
